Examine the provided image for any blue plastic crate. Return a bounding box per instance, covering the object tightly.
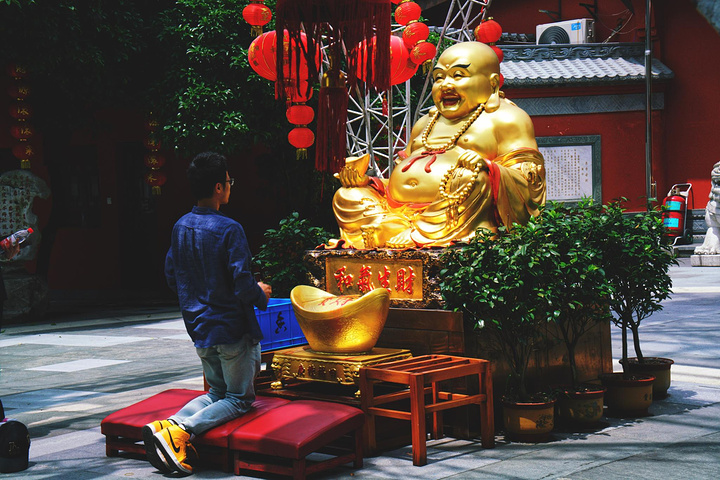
[256,298,307,352]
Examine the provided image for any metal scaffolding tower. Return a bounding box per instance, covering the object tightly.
[345,0,493,178]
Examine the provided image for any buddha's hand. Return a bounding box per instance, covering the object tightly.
[334,165,370,188]
[521,161,543,184]
[456,148,487,172]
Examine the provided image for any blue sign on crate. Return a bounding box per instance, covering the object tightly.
[256,298,307,351]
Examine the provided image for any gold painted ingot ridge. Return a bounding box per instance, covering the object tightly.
[290,285,390,354]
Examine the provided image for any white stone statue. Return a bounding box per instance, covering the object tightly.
[694,161,720,255]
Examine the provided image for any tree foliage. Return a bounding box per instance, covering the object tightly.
[155,0,288,154]
[253,212,332,298]
[0,0,288,156]
[595,200,677,365]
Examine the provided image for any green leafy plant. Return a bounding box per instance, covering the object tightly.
[596,200,677,369]
[538,201,613,388]
[441,217,559,401]
[254,212,332,298]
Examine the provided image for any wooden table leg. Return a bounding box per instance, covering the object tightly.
[479,365,495,448]
[359,367,377,456]
[431,381,443,440]
[410,375,427,466]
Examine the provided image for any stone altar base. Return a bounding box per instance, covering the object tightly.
[691,254,720,266]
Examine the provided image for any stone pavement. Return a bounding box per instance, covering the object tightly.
[1,257,719,479]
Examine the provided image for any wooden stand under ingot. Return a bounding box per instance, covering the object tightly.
[270,346,412,395]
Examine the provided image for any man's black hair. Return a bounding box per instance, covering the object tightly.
[187,152,228,201]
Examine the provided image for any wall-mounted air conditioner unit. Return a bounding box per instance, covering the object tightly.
[536,19,594,45]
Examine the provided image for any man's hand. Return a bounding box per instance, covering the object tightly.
[1,242,20,260]
[258,282,272,301]
[334,165,370,188]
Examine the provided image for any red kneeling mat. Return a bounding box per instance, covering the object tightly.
[228,399,365,459]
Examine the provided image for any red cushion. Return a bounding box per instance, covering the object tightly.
[194,396,291,448]
[101,389,205,439]
[228,400,365,459]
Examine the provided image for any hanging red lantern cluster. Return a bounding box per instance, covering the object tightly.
[7,64,34,169]
[242,1,272,37]
[286,104,315,159]
[474,18,505,87]
[394,0,437,75]
[143,117,166,195]
[248,30,318,159]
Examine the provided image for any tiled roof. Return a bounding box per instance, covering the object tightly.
[499,43,674,87]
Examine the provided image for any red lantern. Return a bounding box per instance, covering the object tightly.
[12,143,35,160]
[286,104,314,125]
[7,64,28,79]
[7,83,30,100]
[498,73,505,89]
[144,153,166,170]
[491,45,504,63]
[9,103,32,120]
[10,124,34,141]
[402,21,429,49]
[393,59,418,86]
[249,32,277,81]
[242,1,272,37]
[144,118,160,131]
[144,136,161,151]
[474,19,503,44]
[248,30,319,84]
[288,127,315,159]
[389,35,412,85]
[395,1,421,26]
[409,40,436,66]
[144,170,167,195]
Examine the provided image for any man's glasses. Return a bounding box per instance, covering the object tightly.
[226,178,235,186]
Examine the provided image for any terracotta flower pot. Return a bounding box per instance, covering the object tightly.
[619,357,674,399]
[599,372,655,417]
[502,398,555,442]
[556,384,606,426]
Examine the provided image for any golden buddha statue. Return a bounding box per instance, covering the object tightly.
[332,41,546,249]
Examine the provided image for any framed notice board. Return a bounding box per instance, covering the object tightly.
[537,135,601,204]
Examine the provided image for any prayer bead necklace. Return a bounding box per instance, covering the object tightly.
[421,103,485,153]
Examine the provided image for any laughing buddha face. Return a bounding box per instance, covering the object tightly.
[431,42,500,120]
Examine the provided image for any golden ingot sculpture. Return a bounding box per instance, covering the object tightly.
[332,41,546,249]
[290,285,390,354]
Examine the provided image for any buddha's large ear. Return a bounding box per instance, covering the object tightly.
[485,73,501,113]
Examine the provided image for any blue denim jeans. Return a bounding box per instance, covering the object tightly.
[170,334,260,435]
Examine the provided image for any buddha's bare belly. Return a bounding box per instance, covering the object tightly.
[387,149,462,204]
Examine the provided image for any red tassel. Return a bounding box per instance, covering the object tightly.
[275,0,391,99]
[316,86,348,173]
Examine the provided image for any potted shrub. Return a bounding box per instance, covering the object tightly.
[253,212,333,298]
[539,201,613,426]
[596,201,677,414]
[441,218,559,442]
[253,212,333,349]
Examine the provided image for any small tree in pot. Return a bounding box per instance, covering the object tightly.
[540,201,613,425]
[254,212,333,298]
[596,200,677,403]
[441,217,560,441]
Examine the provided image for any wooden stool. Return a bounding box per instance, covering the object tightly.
[359,355,494,466]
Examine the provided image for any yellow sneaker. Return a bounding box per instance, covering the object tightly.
[142,419,176,472]
[154,424,194,474]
